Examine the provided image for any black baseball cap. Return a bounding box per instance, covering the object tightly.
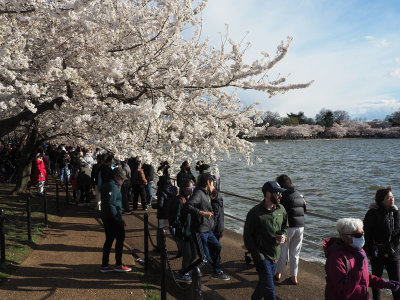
[262,181,286,196]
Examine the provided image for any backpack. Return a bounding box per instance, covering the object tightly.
[168,195,185,227]
[324,242,349,300]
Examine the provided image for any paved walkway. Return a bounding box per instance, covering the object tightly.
[0,205,145,300]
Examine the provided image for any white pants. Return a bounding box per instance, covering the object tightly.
[276,226,304,277]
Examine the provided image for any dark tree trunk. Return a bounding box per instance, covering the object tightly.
[13,127,39,195]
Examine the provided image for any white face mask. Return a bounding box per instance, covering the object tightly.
[350,236,365,250]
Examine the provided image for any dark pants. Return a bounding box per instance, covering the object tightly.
[371,257,400,300]
[102,218,125,267]
[133,183,147,210]
[79,184,91,204]
[252,258,277,300]
[121,180,131,211]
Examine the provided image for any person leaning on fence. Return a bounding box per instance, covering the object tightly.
[183,172,230,281]
[323,217,400,300]
[243,181,288,300]
[363,186,400,300]
[99,167,132,273]
[171,178,197,283]
[275,174,306,285]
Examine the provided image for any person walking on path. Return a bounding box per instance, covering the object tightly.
[364,186,400,300]
[275,174,306,285]
[184,172,230,280]
[100,167,132,273]
[324,217,400,300]
[172,178,197,283]
[243,181,288,300]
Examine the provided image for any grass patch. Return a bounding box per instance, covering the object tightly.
[0,182,65,285]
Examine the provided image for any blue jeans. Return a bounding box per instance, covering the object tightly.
[60,167,70,183]
[146,181,153,206]
[252,258,277,300]
[198,231,222,273]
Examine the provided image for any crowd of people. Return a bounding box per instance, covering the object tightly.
[0,140,399,300]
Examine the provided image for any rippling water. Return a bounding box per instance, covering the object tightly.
[217,139,400,262]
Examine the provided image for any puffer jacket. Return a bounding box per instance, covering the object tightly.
[280,186,306,227]
[184,187,215,233]
[323,237,386,300]
[363,203,400,260]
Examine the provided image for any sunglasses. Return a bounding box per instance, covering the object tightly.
[185,186,195,190]
[275,191,281,196]
[346,232,364,238]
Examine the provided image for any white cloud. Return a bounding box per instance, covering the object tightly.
[390,68,400,78]
[379,39,389,47]
[395,58,400,64]
[364,35,374,40]
[348,98,400,116]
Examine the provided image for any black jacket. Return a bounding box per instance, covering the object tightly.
[211,196,224,237]
[176,169,196,187]
[280,186,306,227]
[142,163,154,182]
[184,187,215,233]
[156,185,178,219]
[363,203,400,261]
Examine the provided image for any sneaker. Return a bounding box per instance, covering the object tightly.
[100,265,115,273]
[211,271,230,281]
[122,210,132,215]
[176,273,192,283]
[114,265,132,272]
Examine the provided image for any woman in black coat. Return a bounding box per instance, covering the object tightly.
[364,186,400,300]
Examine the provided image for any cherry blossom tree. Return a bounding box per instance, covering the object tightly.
[1,0,313,192]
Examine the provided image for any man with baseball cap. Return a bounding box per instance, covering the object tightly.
[243,181,289,300]
[100,167,132,273]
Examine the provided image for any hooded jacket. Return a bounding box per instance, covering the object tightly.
[184,187,215,233]
[156,185,178,219]
[363,203,400,260]
[323,237,386,300]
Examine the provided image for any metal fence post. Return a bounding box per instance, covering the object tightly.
[192,266,203,300]
[56,180,60,215]
[43,191,48,227]
[160,228,167,300]
[144,213,149,271]
[0,209,5,264]
[27,196,32,242]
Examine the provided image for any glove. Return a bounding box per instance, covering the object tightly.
[385,280,400,291]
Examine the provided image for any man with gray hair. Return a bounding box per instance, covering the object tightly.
[323,217,400,300]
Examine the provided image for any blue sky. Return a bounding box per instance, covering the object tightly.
[200,0,400,120]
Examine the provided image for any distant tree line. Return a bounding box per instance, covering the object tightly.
[252,108,400,139]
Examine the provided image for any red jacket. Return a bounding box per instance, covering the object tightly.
[32,158,47,185]
[323,237,386,300]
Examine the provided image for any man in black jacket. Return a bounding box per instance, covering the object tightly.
[275,174,306,285]
[184,172,230,280]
